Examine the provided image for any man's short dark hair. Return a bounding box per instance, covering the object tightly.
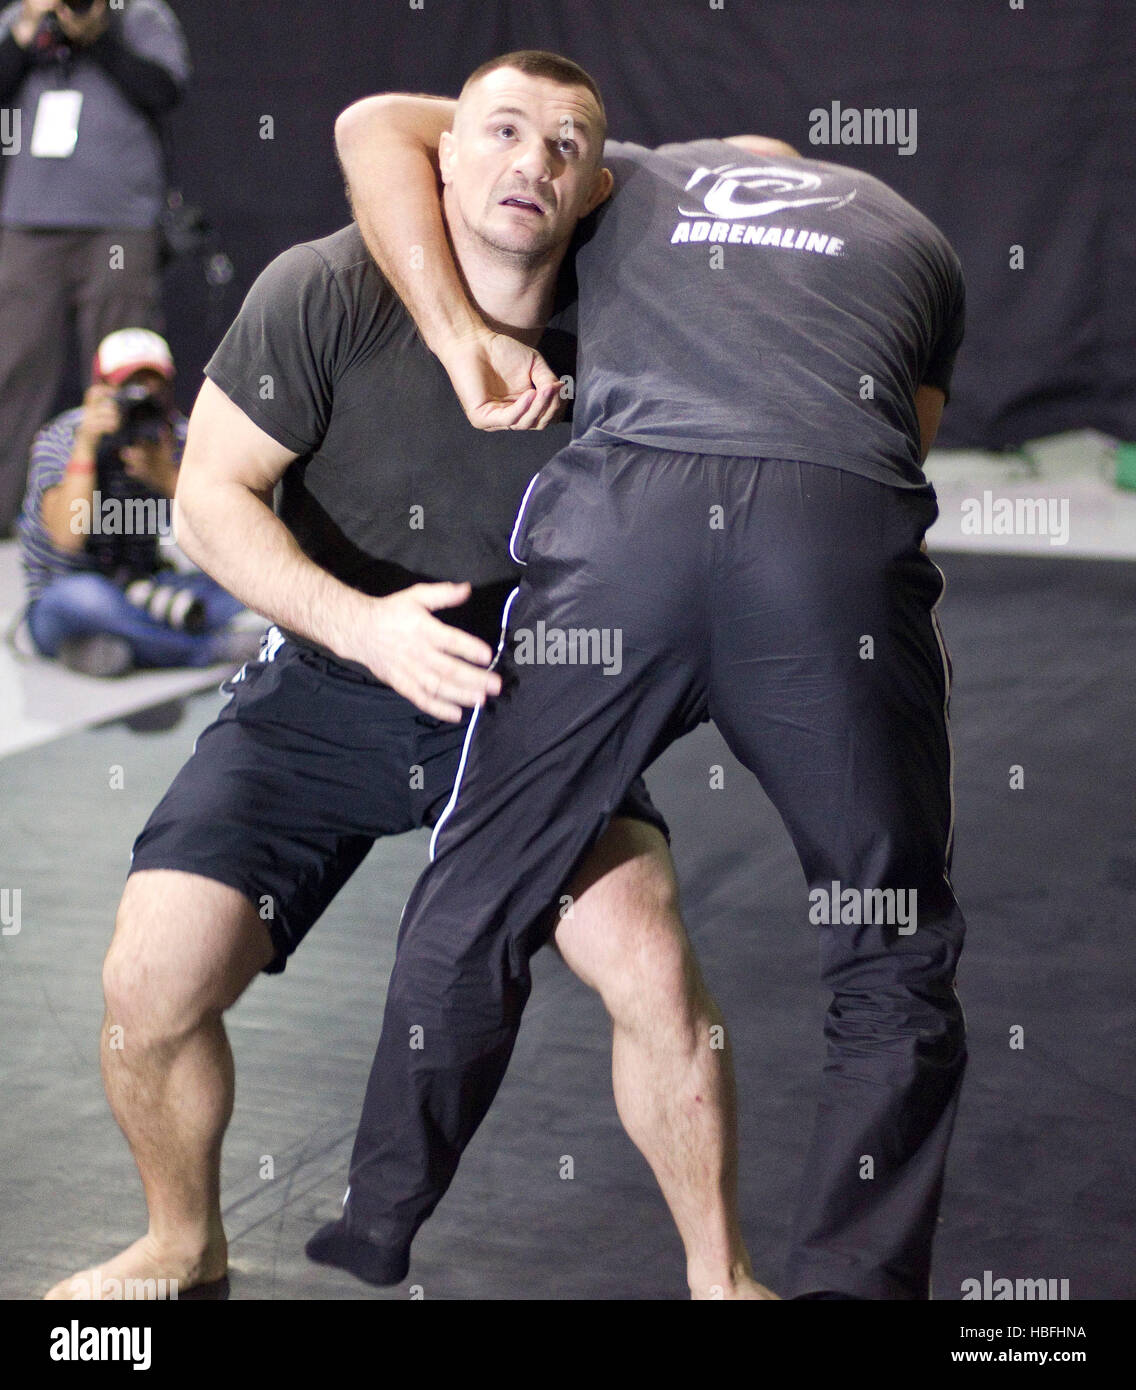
[461,50,606,140]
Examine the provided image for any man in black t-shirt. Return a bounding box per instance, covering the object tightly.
[46,55,777,1302]
[321,84,969,1301]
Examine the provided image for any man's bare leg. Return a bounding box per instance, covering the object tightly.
[555,818,778,1301]
[44,869,273,1299]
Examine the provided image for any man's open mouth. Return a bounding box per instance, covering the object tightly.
[500,196,545,214]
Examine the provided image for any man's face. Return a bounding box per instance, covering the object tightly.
[441,67,611,264]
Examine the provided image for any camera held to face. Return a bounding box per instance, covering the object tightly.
[113,383,171,449]
[83,387,200,629]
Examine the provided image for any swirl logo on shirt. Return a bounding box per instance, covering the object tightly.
[679,164,856,220]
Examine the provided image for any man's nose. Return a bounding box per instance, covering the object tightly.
[511,136,554,183]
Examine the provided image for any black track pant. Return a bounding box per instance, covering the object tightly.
[343,443,967,1300]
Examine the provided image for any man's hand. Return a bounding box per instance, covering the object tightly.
[439,330,564,432]
[121,424,178,497]
[53,0,108,46]
[74,383,120,454]
[347,581,503,721]
[12,0,55,46]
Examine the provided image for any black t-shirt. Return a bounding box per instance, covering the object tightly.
[205,223,576,651]
[573,140,965,487]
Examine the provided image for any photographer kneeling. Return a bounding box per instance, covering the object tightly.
[15,328,263,676]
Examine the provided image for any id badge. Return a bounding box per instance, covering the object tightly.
[30,90,83,158]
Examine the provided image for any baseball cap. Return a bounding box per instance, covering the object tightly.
[94,328,175,385]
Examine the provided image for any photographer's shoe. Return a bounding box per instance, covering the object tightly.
[57,634,134,678]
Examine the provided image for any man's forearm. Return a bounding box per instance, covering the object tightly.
[41,444,97,554]
[175,478,367,658]
[336,93,561,432]
[335,94,484,355]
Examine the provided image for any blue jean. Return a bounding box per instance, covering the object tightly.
[27,569,244,669]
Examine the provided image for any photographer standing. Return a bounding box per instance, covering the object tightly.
[16,328,261,676]
[0,0,190,535]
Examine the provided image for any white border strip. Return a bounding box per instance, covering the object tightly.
[427,584,521,862]
[928,555,968,1046]
[508,472,542,565]
[927,559,957,867]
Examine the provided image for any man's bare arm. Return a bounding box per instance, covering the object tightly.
[334,102,803,432]
[175,379,500,720]
[336,96,475,355]
[335,94,562,431]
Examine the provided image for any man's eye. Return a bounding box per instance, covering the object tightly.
[557,139,579,156]
[496,125,517,139]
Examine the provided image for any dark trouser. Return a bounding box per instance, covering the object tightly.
[0,226,161,532]
[342,443,967,1300]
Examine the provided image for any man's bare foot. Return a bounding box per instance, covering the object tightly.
[44,1232,227,1300]
[727,1277,780,1300]
[692,1276,781,1300]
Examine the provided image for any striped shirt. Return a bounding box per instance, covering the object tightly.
[15,407,188,607]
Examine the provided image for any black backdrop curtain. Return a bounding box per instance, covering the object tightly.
[154,0,1135,448]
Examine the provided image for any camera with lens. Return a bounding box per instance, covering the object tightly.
[84,386,178,591]
[96,382,173,481]
[84,391,204,631]
[114,382,171,448]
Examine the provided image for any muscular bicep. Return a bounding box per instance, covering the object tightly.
[915,384,945,462]
[335,93,457,178]
[178,379,298,504]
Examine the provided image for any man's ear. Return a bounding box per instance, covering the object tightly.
[583,164,614,216]
[438,129,456,186]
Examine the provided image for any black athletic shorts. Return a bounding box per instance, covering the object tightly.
[129,630,669,973]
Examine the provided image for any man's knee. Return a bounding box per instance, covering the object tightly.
[557,819,697,1025]
[102,870,271,1044]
